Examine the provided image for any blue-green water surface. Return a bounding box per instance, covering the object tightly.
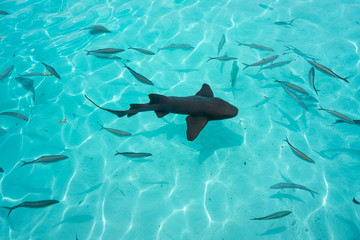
[0,0,360,239]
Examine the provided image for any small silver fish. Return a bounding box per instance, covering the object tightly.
[318,106,354,123]
[260,60,292,71]
[274,18,296,26]
[0,65,14,81]
[42,63,60,79]
[128,45,155,55]
[86,48,124,55]
[157,44,194,51]
[207,56,237,62]
[21,155,68,167]
[251,211,292,220]
[275,80,309,95]
[123,64,154,85]
[284,137,315,163]
[281,85,308,110]
[3,200,59,217]
[243,55,278,70]
[231,61,239,88]
[81,25,111,34]
[88,52,123,60]
[98,123,131,136]
[270,182,319,198]
[217,34,226,55]
[309,67,319,96]
[0,112,28,121]
[236,41,274,52]
[115,152,152,158]
[308,61,349,83]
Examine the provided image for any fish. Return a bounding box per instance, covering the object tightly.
[0,112,28,121]
[258,4,273,10]
[332,119,360,126]
[21,155,69,167]
[251,211,292,220]
[88,52,123,60]
[309,67,319,96]
[0,167,3,172]
[0,65,14,81]
[275,80,309,95]
[236,41,274,52]
[243,55,279,70]
[128,45,155,55]
[86,48,124,55]
[157,44,194,51]
[115,152,152,158]
[85,83,238,141]
[260,60,292,71]
[353,198,360,205]
[308,61,349,83]
[270,182,319,198]
[231,61,239,88]
[123,63,154,85]
[98,123,131,136]
[284,137,315,163]
[217,34,226,55]
[283,45,318,61]
[2,200,59,217]
[20,73,47,77]
[42,63,61,79]
[281,85,308,110]
[81,25,111,34]
[207,56,237,62]
[318,106,354,123]
[15,76,35,101]
[0,11,9,15]
[274,18,296,26]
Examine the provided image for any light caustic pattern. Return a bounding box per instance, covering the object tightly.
[0,0,360,239]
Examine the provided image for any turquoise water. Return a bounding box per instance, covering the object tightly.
[1,0,360,239]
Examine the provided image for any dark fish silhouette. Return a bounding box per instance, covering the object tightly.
[284,137,315,163]
[123,64,154,85]
[3,200,59,217]
[236,41,274,52]
[251,211,292,220]
[0,65,14,81]
[157,44,194,51]
[115,152,152,157]
[0,167,3,172]
[217,34,226,55]
[243,55,278,70]
[353,198,360,205]
[21,155,68,167]
[270,182,319,198]
[0,11,9,15]
[81,25,111,34]
[128,45,155,55]
[231,61,239,88]
[309,67,319,95]
[308,61,349,83]
[15,76,35,101]
[86,48,124,55]
[0,112,28,121]
[98,123,131,136]
[274,18,296,26]
[42,63,61,79]
[85,84,238,141]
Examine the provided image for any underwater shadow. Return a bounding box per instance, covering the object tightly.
[269,192,305,203]
[257,226,287,236]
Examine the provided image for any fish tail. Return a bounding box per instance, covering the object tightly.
[242,63,249,70]
[85,50,90,55]
[84,95,128,118]
[20,161,30,167]
[2,206,13,217]
[283,136,289,143]
[206,57,213,63]
[318,105,324,111]
[127,44,132,50]
[156,47,161,52]
[310,191,319,198]
[97,122,104,130]
[235,40,242,46]
[289,18,297,25]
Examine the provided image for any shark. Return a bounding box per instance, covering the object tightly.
[85,83,238,141]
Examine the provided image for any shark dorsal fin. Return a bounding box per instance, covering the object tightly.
[186,116,208,141]
[195,84,213,98]
[149,94,167,104]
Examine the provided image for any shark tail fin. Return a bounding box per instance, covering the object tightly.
[84,95,128,118]
[242,63,249,70]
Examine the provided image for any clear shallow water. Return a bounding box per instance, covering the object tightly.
[0,0,360,239]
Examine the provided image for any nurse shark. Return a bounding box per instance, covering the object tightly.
[85,84,238,141]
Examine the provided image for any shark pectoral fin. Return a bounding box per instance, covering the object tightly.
[195,84,214,98]
[186,116,208,141]
[155,111,168,118]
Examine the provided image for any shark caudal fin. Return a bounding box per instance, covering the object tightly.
[84,95,128,117]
